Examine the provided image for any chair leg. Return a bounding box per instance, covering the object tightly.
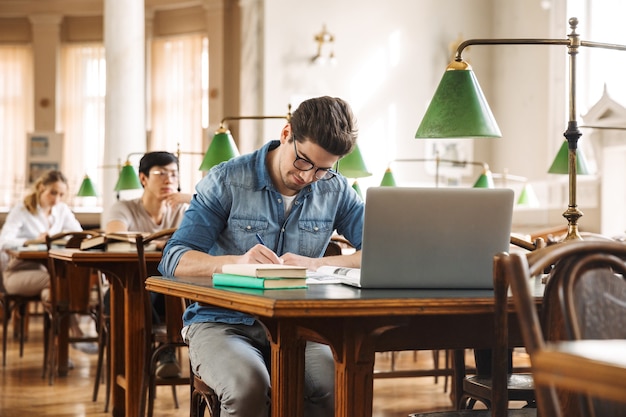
[42,313,50,378]
[432,350,440,384]
[2,303,9,367]
[17,303,28,357]
[92,322,107,402]
[103,321,111,412]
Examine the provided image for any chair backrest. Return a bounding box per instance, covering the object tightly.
[134,228,183,342]
[500,240,626,417]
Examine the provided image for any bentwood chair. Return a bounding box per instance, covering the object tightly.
[410,236,545,417]
[134,228,192,417]
[43,230,106,388]
[455,236,545,410]
[504,240,626,417]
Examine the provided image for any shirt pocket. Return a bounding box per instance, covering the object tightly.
[298,220,334,257]
[229,218,270,253]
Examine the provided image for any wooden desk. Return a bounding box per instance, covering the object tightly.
[145,276,544,417]
[48,248,162,417]
[533,339,626,403]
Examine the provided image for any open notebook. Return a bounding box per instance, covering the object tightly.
[331,187,514,289]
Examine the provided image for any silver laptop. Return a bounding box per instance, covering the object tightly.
[345,187,514,289]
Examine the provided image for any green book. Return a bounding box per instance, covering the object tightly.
[212,273,307,289]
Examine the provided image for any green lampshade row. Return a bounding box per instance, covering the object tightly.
[416,69,502,138]
[337,144,372,178]
[76,176,98,197]
[380,168,397,187]
[517,183,539,207]
[472,171,495,188]
[547,141,590,175]
[199,131,240,171]
[115,164,142,191]
[351,180,363,199]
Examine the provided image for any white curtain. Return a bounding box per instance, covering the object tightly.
[0,45,33,206]
[59,43,106,202]
[150,33,207,194]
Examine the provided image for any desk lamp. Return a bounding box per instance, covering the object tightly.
[337,144,372,198]
[415,17,626,240]
[76,175,98,197]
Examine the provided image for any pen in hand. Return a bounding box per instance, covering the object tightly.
[255,233,267,246]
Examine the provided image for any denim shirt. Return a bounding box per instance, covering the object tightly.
[158,140,365,326]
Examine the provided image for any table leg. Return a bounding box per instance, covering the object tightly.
[57,315,70,376]
[334,350,376,417]
[265,319,305,417]
[124,272,146,417]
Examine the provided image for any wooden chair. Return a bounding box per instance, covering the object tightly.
[503,240,626,417]
[133,228,192,417]
[0,270,41,366]
[410,236,545,417]
[43,230,106,389]
[454,236,545,411]
[190,372,221,417]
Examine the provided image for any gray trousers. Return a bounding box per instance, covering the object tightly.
[186,321,335,417]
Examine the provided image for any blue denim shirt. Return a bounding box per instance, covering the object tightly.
[158,140,365,326]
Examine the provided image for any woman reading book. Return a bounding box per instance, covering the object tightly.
[159,96,365,417]
[103,151,191,378]
[0,170,82,299]
[0,170,90,345]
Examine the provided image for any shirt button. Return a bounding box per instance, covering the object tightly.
[314,226,319,231]
[246,225,252,230]
[277,198,282,203]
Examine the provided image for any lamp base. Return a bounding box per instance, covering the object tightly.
[562,205,584,241]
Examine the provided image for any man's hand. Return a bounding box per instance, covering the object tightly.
[164,193,192,207]
[237,244,283,264]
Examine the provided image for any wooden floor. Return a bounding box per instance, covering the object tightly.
[0,312,484,417]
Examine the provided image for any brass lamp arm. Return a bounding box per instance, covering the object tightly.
[219,104,293,129]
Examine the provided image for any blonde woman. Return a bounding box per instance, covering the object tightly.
[0,170,82,298]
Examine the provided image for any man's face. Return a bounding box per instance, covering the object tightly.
[140,162,179,200]
[274,126,339,196]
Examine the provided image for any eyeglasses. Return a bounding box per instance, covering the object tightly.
[292,139,338,181]
[149,169,178,180]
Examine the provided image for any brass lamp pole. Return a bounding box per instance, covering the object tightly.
[419,17,626,241]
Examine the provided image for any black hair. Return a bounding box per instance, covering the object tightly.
[138,151,179,175]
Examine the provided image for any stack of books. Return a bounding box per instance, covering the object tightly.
[213,264,308,289]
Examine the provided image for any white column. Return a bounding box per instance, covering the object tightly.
[203,0,226,131]
[29,14,62,132]
[102,0,146,223]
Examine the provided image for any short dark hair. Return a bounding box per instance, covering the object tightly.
[138,151,178,176]
[290,96,358,156]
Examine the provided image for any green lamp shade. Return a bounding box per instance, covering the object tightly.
[114,163,142,191]
[472,169,495,188]
[416,63,502,138]
[199,129,240,171]
[351,180,363,199]
[337,144,372,178]
[517,183,539,207]
[76,175,98,197]
[547,141,590,175]
[380,168,397,186]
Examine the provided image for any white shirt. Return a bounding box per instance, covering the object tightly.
[0,201,82,251]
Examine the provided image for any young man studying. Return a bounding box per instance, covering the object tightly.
[158,96,365,416]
